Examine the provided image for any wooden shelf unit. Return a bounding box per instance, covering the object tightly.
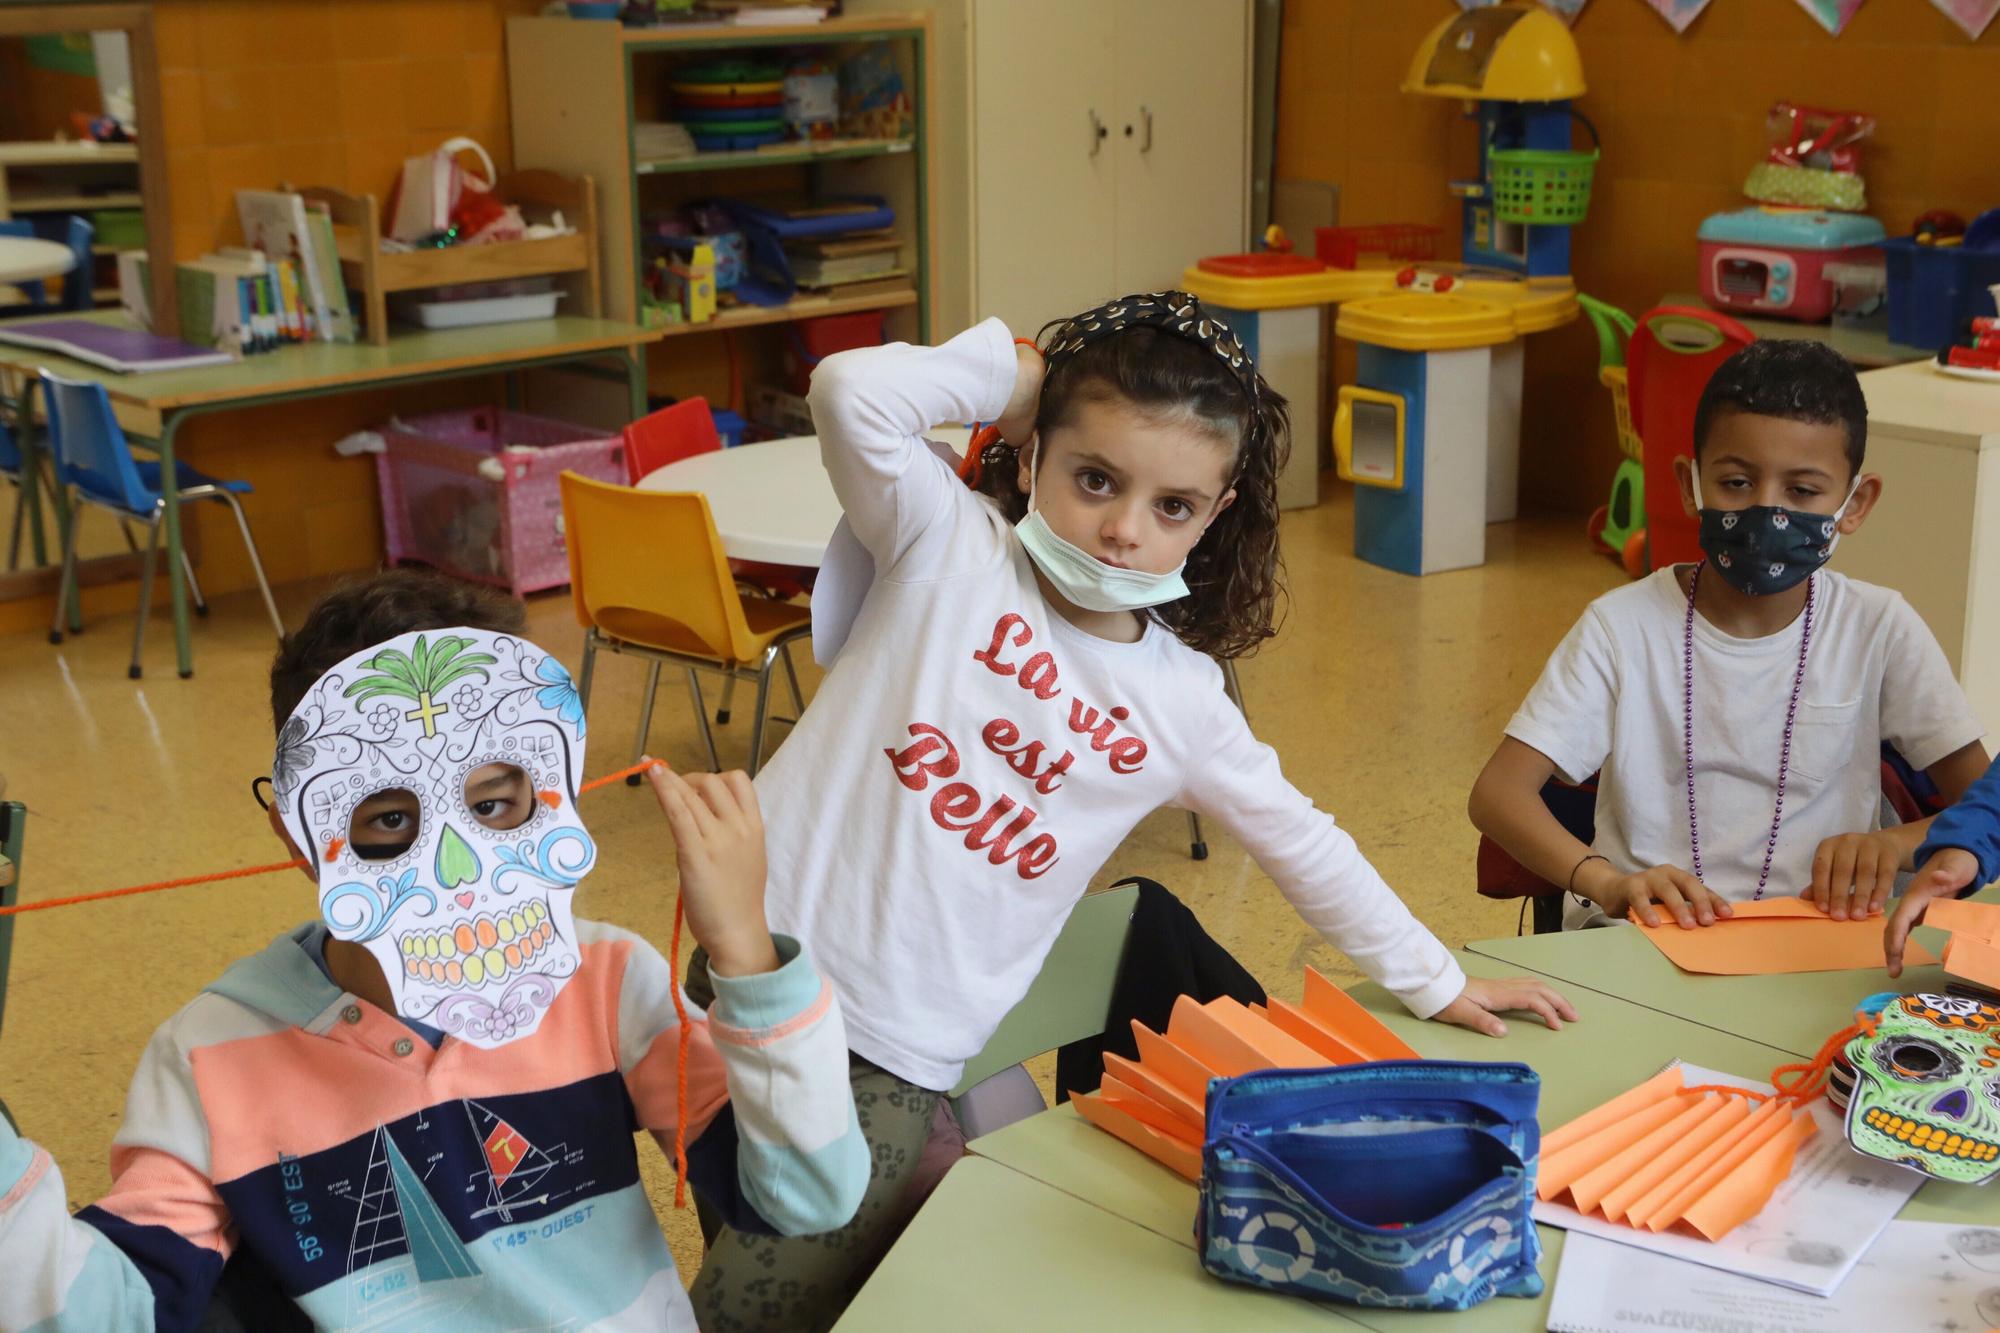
[294,170,601,347]
[0,141,145,309]
[506,11,934,387]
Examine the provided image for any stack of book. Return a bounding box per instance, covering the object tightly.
[786,230,902,289]
[178,190,356,354]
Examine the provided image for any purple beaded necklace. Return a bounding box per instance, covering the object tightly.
[1681,561,1817,901]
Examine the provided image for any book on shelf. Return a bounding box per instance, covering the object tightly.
[177,252,286,356]
[234,188,355,343]
[789,253,902,287]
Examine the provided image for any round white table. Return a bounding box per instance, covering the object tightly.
[0,236,75,285]
[637,426,973,567]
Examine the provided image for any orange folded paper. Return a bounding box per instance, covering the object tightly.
[1636,897,1936,975]
[1538,1067,1815,1243]
[1923,897,2000,990]
[1075,967,1418,1179]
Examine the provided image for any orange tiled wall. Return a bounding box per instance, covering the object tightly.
[126,0,548,606]
[1277,0,2000,515]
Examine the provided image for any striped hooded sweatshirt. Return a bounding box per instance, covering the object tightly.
[0,919,865,1331]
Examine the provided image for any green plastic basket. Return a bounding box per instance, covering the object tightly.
[1488,146,1599,225]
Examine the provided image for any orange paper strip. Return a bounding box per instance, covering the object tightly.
[1301,967,1421,1061]
[1598,1095,1749,1223]
[1636,898,1936,975]
[1074,1090,1201,1181]
[1539,1092,1694,1201]
[1202,996,1334,1070]
[1264,996,1375,1066]
[1627,1097,1786,1230]
[1679,1110,1816,1242]
[1166,995,1270,1077]
[1541,1066,1686,1157]
[1922,897,2000,943]
[1643,1098,1790,1232]
[1132,1022,1219,1103]
[1944,934,2000,989]
[1567,1096,1722,1215]
[1104,1053,1204,1130]
[1101,1075,1202,1146]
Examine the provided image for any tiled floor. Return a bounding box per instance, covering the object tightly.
[0,479,1622,1284]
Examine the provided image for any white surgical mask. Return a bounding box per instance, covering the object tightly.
[1012,441,1194,614]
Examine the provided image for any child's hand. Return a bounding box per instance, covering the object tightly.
[1431,977,1578,1038]
[644,762,782,978]
[993,339,1043,450]
[1806,828,1910,921]
[1597,865,1733,929]
[1883,846,1980,979]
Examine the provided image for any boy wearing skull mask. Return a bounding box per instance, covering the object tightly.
[0,572,865,1332]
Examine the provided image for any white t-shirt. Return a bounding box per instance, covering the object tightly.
[1505,567,1983,928]
[756,318,1465,1091]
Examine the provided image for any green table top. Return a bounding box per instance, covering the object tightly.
[936,948,1989,1331]
[1462,887,1997,1060]
[834,1157,1365,1331]
[0,310,656,412]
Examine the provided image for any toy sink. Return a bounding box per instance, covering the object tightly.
[1697,207,1885,323]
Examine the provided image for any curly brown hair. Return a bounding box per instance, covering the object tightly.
[269,570,525,733]
[968,322,1290,658]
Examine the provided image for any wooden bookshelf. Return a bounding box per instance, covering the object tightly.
[507,12,934,351]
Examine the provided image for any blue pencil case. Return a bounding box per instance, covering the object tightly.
[1197,1060,1543,1311]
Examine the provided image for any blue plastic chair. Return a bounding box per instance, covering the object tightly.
[58,215,94,313]
[41,370,284,678]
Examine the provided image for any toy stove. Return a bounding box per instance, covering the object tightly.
[1697,208,1886,322]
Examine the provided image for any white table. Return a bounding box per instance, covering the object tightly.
[0,236,75,285]
[637,426,974,567]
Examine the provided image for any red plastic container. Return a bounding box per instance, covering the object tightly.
[376,408,626,598]
[785,310,888,395]
[1315,223,1442,270]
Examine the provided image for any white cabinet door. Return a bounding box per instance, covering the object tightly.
[1111,0,1250,295]
[971,0,1118,336]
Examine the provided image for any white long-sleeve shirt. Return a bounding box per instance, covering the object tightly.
[757,318,1465,1091]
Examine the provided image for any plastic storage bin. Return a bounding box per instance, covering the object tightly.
[784,310,887,394]
[1883,215,2000,350]
[377,408,625,597]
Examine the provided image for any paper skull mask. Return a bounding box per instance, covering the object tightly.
[273,628,595,1048]
[1842,993,2000,1186]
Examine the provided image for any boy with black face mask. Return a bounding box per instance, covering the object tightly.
[1471,341,1990,932]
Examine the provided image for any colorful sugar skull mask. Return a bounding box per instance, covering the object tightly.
[273,628,595,1048]
[1842,993,2000,1185]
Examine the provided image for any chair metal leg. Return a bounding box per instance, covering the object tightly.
[746,647,778,778]
[180,546,207,617]
[1187,811,1209,861]
[118,518,139,552]
[577,633,598,709]
[716,673,736,726]
[780,641,805,718]
[4,477,24,573]
[128,513,162,679]
[684,668,722,773]
[1222,658,1246,720]
[46,487,81,645]
[216,493,281,637]
[626,660,663,786]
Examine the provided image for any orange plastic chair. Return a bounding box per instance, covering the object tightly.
[561,472,810,778]
[623,397,815,611]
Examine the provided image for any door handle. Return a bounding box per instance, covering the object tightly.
[1139,106,1153,153]
[1089,109,1108,157]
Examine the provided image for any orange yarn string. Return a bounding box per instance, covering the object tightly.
[1681,1011,1881,1107]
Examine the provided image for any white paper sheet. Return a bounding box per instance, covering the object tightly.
[1549,1222,2000,1333]
[1534,1063,1923,1296]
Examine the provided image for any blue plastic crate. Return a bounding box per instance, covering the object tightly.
[1883,235,2000,350]
[712,408,746,447]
